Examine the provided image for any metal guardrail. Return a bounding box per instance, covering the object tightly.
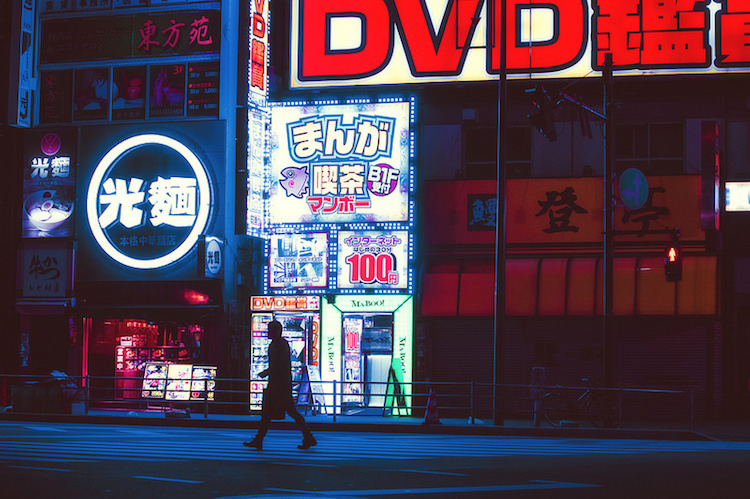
[0,373,696,429]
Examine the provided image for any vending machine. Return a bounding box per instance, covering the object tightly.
[249,296,320,411]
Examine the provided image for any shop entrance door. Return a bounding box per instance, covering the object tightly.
[343,313,393,409]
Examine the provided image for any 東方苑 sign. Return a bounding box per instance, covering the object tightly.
[40,10,220,64]
[86,134,212,270]
[292,0,750,88]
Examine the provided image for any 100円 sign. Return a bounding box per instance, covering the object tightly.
[86,134,212,270]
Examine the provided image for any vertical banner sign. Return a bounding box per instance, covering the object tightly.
[268,101,410,224]
[246,108,268,237]
[11,0,35,127]
[248,0,270,107]
[23,131,77,238]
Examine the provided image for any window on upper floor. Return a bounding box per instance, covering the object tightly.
[463,126,531,179]
[615,123,684,175]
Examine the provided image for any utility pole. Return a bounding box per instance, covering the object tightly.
[494,0,507,426]
[603,53,615,387]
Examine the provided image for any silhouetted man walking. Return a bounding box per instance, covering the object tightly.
[244,320,316,450]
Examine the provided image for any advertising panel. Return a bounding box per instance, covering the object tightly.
[268,101,411,225]
[337,230,409,290]
[39,71,73,124]
[85,134,212,269]
[23,130,76,238]
[112,66,146,121]
[40,10,220,63]
[726,182,750,212]
[246,107,268,237]
[248,0,270,107]
[74,68,110,121]
[40,62,219,124]
[19,245,72,298]
[269,233,328,289]
[10,0,35,127]
[76,122,224,280]
[292,0,750,88]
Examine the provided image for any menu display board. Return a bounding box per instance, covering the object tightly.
[143,363,217,401]
[166,364,192,400]
[190,366,217,401]
[142,363,168,398]
[187,62,219,118]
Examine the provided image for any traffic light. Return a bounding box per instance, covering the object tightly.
[664,244,682,282]
[526,86,558,142]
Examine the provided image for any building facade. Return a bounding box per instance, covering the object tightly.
[4,0,750,420]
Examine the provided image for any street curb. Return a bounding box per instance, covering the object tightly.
[0,412,709,441]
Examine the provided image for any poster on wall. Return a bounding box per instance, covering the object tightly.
[73,68,110,121]
[269,233,328,289]
[268,101,411,225]
[112,66,146,121]
[149,64,186,118]
[39,71,72,124]
[186,61,220,118]
[20,246,71,298]
[337,231,409,290]
[23,130,76,238]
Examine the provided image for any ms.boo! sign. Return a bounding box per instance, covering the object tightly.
[86,134,212,270]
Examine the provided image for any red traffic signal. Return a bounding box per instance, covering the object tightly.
[664,245,682,282]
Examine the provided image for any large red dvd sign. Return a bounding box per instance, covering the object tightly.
[292,0,749,87]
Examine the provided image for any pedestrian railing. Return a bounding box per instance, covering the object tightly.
[0,372,697,430]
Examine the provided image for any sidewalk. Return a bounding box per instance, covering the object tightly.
[3,407,750,441]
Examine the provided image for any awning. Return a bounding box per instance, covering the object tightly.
[74,304,221,321]
[421,256,717,317]
[15,298,75,315]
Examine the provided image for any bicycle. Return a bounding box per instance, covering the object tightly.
[542,377,620,428]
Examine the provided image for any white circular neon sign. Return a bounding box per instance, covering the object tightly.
[86,134,211,270]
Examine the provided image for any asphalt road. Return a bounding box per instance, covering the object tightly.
[1,421,749,498]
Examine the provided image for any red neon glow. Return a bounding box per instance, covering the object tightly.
[183,289,209,305]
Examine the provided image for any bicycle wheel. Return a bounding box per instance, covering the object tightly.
[589,393,619,428]
[543,393,568,427]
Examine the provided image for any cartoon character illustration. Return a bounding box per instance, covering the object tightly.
[279,166,309,198]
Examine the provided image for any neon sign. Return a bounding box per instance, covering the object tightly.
[337,230,410,290]
[268,101,411,224]
[292,0,750,88]
[86,134,211,270]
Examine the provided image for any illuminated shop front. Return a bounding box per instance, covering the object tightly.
[248,98,416,413]
[249,295,320,410]
[321,294,413,415]
[75,123,226,404]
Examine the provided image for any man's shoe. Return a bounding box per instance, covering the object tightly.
[243,439,263,451]
[298,436,317,450]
